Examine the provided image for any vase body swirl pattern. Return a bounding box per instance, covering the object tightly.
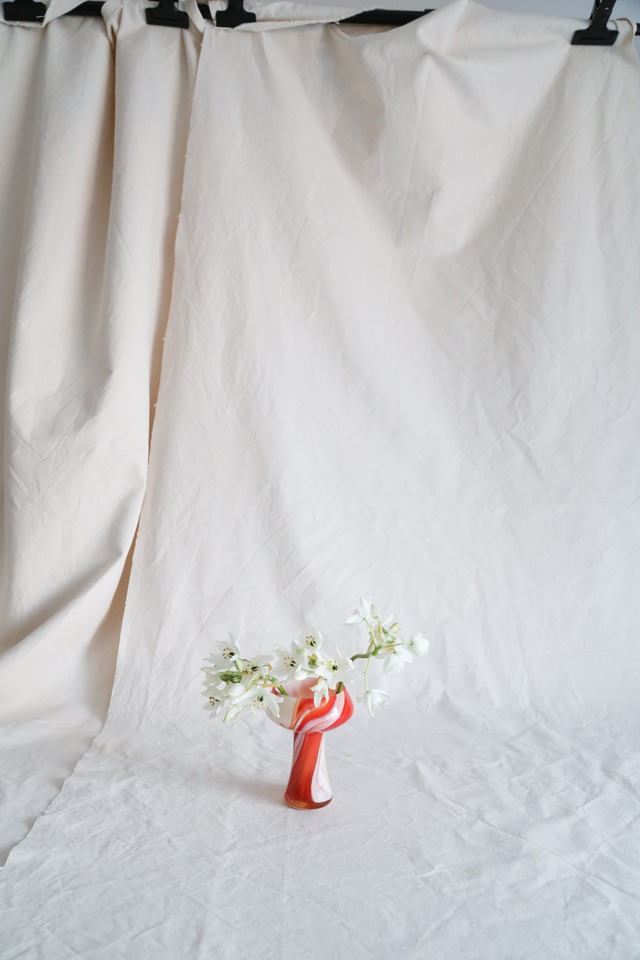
[270,680,354,809]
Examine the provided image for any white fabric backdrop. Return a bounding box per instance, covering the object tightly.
[2,0,640,956]
[0,0,200,861]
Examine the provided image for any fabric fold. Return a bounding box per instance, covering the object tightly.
[0,0,202,863]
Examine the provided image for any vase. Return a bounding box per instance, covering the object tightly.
[269,678,354,809]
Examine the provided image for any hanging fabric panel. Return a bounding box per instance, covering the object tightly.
[0,0,201,862]
[1,0,640,956]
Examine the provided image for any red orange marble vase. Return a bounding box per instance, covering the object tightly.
[269,678,354,809]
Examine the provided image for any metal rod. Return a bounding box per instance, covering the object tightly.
[197,3,433,26]
[339,8,433,26]
[6,0,640,34]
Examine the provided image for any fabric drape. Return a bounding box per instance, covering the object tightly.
[1,1,640,956]
[0,0,201,861]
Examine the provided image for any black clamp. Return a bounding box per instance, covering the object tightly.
[146,0,189,28]
[2,0,46,21]
[145,0,255,28]
[215,0,256,27]
[571,0,619,45]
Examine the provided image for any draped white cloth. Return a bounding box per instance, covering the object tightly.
[1,1,640,956]
[0,0,200,861]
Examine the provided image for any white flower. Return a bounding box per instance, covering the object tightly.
[299,648,327,676]
[202,676,248,722]
[204,633,241,671]
[201,665,224,684]
[317,648,354,688]
[202,671,229,696]
[239,655,273,680]
[222,700,249,723]
[203,693,224,716]
[361,688,391,718]
[409,633,430,656]
[310,676,330,707]
[200,600,428,726]
[219,682,255,722]
[246,687,283,718]
[380,615,400,639]
[381,644,413,674]
[295,626,324,652]
[344,596,372,625]
[224,682,248,699]
[274,644,307,681]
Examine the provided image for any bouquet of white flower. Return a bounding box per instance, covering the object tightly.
[201,597,429,723]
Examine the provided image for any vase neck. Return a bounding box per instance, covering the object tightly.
[285,731,332,809]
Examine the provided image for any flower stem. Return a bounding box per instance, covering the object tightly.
[350,644,382,662]
[364,655,373,694]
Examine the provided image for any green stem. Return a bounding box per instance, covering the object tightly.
[260,674,288,697]
[350,644,383,662]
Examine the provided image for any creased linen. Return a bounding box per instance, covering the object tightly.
[0,0,201,862]
[1,1,640,956]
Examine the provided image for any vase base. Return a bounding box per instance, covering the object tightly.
[285,795,332,810]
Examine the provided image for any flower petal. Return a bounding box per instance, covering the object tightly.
[358,597,372,619]
[409,634,430,656]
